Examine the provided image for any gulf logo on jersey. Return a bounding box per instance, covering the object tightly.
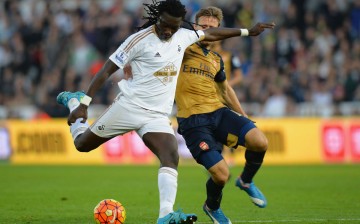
[199,141,209,151]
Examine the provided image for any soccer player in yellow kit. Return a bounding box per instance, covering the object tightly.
[175,7,273,223]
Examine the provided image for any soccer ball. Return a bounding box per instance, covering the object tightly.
[94,199,126,224]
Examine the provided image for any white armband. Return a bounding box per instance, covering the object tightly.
[240,29,249,36]
[80,95,92,106]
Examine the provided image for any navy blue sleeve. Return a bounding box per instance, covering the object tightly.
[214,56,226,83]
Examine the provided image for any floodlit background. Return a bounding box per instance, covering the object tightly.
[0,0,359,119]
[0,0,359,164]
[0,1,360,223]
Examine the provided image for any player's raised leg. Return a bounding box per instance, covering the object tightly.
[215,109,268,208]
[235,128,268,208]
[56,91,109,152]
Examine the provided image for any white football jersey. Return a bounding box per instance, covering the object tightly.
[109,25,205,115]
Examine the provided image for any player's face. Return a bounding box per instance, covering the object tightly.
[195,16,220,48]
[155,12,183,41]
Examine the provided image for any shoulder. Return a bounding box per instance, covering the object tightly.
[185,43,204,56]
[187,43,199,50]
[176,28,203,38]
[210,50,223,61]
[127,26,155,42]
[121,26,155,51]
[177,27,193,34]
[209,50,224,69]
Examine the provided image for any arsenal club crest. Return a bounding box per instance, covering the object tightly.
[199,141,209,151]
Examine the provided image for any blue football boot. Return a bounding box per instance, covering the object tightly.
[235,178,267,208]
[203,204,232,224]
[56,91,85,108]
[157,209,197,224]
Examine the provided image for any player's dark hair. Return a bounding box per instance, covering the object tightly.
[138,0,186,30]
[138,0,198,36]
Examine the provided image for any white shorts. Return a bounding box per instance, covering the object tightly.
[90,94,175,138]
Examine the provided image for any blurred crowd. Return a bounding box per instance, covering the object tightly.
[0,0,359,119]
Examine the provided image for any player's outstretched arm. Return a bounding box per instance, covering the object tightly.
[67,59,119,125]
[203,22,275,41]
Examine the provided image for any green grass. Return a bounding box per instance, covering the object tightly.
[0,164,359,223]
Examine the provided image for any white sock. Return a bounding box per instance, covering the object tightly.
[158,167,178,218]
[67,98,88,140]
[70,118,89,140]
[68,98,80,113]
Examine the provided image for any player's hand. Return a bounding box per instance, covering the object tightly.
[67,104,88,126]
[249,22,275,36]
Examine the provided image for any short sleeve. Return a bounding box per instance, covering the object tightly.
[196,30,205,41]
[178,29,205,48]
[109,33,142,69]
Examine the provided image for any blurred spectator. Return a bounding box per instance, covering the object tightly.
[350,0,360,39]
[262,85,288,117]
[0,0,359,119]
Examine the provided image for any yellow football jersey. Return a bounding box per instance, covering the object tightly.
[176,43,226,118]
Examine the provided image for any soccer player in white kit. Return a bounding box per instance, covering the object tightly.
[56,0,275,223]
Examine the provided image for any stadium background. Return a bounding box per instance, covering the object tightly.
[1,1,360,224]
[0,0,359,165]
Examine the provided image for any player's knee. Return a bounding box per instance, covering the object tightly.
[247,140,268,152]
[250,139,268,152]
[211,166,230,186]
[255,136,268,152]
[75,144,91,152]
[213,171,230,186]
[246,130,268,152]
[168,151,179,166]
[74,139,92,152]
[159,150,179,168]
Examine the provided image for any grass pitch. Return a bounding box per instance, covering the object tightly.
[0,164,359,223]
